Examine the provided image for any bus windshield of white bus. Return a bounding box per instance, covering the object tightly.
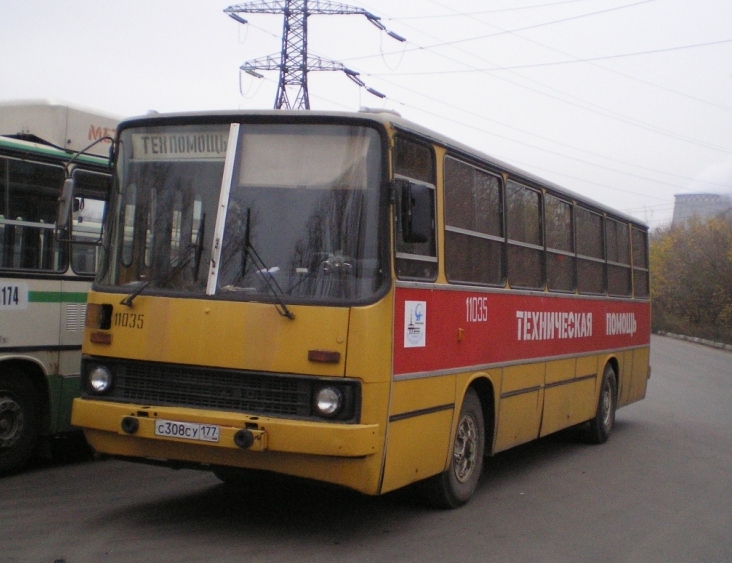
[99,122,385,304]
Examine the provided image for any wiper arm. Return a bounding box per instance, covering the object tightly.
[120,243,197,308]
[119,279,150,308]
[242,208,294,320]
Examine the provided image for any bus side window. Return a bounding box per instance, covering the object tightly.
[444,155,504,286]
[393,137,437,281]
[0,156,6,267]
[606,218,632,297]
[545,194,575,292]
[576,206,605,294]
[0,157,65,271]
[506,180,543,289]
[631,226,649,298]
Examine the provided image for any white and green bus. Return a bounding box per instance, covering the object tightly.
[0,100,119,474]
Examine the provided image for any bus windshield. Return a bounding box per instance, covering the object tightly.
[99,122,385,304]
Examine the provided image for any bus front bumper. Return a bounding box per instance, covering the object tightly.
[72,398,380,458]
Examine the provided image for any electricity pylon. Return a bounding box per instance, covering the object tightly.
[224,0,405,110]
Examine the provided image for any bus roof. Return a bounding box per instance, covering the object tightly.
[117,108,647,229]
[0,99,121,158]
[0,135,110,168]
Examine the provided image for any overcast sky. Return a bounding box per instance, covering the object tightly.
[3,0,731,228]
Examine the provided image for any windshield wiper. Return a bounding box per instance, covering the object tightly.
[119,243,198,307]
[119,279,150,308]
[241,207,295,320]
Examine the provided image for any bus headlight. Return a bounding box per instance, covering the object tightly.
[315,386,343,417]
[88,365,113,394]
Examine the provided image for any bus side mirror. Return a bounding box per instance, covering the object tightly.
[398,180,432,243]
[57,177,75,230]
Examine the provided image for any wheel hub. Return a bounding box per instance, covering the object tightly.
[0,397,24,449]
[453,414,478,483]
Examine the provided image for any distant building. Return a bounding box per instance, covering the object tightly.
[672,192,732,226]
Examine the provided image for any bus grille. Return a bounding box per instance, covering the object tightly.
[124,366,311,416]
[81,358,360,422]
[102,361,313,417]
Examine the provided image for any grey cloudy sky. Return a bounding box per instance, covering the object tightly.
[2,0,731,227]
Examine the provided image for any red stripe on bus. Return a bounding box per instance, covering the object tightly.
[393,287,650,376]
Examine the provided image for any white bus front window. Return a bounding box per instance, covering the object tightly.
[71,169,110,275]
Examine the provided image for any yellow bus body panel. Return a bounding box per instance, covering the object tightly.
[494,362,545,452]
[78,291,397,495]
[85,295,349,377]
[541,357,597,437]
[380,375,456,493]
[628,346,650,403]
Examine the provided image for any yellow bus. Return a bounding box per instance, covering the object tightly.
[71,109,650,507]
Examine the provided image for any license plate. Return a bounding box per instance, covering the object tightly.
[154,419,220,443]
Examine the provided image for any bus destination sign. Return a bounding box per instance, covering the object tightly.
[131,132,229,161]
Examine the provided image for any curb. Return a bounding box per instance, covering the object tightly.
[656,331,732,352]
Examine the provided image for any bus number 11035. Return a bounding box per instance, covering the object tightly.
[113,312,144,329]
[466,296,488,323]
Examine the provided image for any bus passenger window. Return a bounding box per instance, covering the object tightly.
[606,218,631,296]
[506,180,543,289]
[632,226,649,298]
[444,156,504,285]
[545,194,575,292]
[0,158,65,271]
[0,157,6,267]
[576,206,605,294]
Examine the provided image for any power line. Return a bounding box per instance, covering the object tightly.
[376,37,732,74]
[392,0,609,20]
[342,4,732,195]
[373,75,693,192]
[368,8,732,114]
[357,0,732,115]
[352,0,656,59]
[353,7,732,154]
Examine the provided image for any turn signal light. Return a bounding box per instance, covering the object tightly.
[90,331,112,345]
[308,350,341,363]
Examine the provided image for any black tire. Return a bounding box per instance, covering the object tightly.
[0,371,41,476]
[422,388,485,509]
[586,364,617,445]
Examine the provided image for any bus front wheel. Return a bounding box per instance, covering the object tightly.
[0,372,41,476]
[586,364,617,444]
[422,388,485,509]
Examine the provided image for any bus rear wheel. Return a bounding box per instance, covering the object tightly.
[422,388,485,509]
[0,372,41,476]
[586,364,617,444]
